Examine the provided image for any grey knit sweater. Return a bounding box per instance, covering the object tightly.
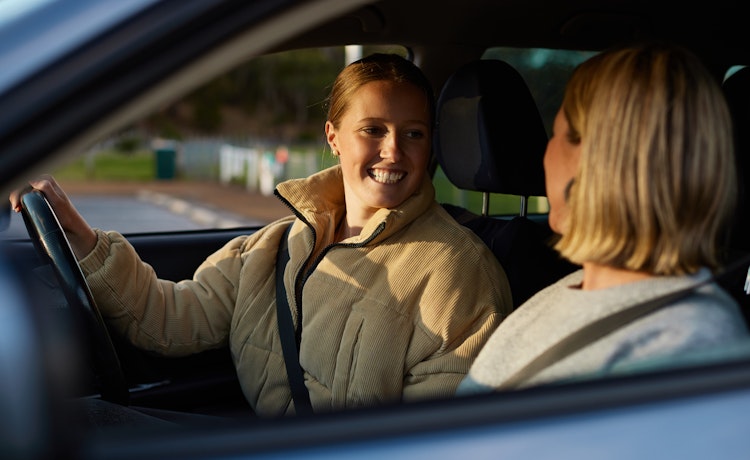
[458,268,749,394]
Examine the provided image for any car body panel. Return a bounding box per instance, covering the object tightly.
[84,362,750,459]
[0,0,749,458]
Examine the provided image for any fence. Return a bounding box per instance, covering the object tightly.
[158,137,548,214]
[177,138,331,196]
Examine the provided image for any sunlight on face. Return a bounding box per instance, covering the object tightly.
[326,80,431,221]
[544,109,581,234]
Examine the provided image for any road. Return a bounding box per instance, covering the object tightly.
[1,180,291,239]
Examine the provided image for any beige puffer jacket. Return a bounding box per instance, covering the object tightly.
[81,165,512,416]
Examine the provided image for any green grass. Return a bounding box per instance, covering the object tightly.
[54,150,157,181]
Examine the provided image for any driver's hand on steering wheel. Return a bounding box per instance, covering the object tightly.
[9,174,97,259]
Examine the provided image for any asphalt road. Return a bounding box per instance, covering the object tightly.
[1,180,291,239]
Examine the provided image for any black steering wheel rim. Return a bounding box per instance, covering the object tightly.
[20,190,129,405]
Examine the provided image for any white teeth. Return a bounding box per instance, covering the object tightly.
[370,169,404,184]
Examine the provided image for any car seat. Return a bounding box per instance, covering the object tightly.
[721,66,750,322]
[724,67,750,253]
[434,59,578,309]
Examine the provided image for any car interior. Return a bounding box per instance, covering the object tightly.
[434,58,580,308]
[2,0,750,457]
[722,67,750,325]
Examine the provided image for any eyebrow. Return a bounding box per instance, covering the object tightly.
[356,117,430,126]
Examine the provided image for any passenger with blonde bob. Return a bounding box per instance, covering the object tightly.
[458,41,749,393]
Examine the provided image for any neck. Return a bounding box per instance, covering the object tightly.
[335,216,361,242]
[580,262,653,290]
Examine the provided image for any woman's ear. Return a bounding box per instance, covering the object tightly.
[325,121,337,152]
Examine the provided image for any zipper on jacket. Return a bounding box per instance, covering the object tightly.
[274,189,315,347]
[273,188,387,345]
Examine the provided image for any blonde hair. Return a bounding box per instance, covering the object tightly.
[325,53,435,129]
[556,42,736,275]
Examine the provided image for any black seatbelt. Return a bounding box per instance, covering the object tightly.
[275,223,313,415]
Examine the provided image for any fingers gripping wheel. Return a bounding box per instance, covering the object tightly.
[20,190,129,405]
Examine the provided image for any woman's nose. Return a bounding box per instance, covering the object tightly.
[380,134,403,162]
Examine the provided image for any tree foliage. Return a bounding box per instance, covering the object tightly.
[144,48,346,142]
[143,46,406,143]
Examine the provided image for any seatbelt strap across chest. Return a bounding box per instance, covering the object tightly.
[275,223,313,415]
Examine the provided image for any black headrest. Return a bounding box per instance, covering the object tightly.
[724,67,750,153]
[434,59,548,197]
[723,67,750,250]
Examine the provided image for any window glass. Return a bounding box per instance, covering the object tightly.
[725,65,747,82]
[433,47,596,217]
[0,0,55,28]
[4,45,596,238]
[3,45,407,238]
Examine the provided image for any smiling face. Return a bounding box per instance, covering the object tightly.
[326,80,431,222]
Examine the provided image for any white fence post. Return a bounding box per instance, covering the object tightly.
[219,144,259,190]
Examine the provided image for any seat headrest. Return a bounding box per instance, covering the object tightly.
[434,59,548,197]
[723,66,750,250]
[724,67,750,150]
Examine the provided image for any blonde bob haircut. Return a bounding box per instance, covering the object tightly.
[556,42,736,276]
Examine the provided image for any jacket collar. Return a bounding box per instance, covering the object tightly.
[275,165,436,245]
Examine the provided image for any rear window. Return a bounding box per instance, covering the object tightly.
[433,47,596,217]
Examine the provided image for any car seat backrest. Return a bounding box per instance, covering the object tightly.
[434,59,578,309]
[721,66,750,323]
[724,67,750,252]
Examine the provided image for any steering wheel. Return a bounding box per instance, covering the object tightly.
[20,189,129,405]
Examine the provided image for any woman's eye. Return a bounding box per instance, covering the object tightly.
[566,129,581,145]
[361,127,385,136]
[405,130,425,139]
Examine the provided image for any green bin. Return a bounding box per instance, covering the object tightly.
[155,148,176,179]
